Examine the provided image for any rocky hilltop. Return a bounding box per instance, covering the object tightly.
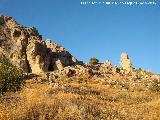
[0,15,78,74]
[1,15,160,120]
[0,15,158,80]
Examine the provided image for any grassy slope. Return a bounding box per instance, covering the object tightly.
[0,75,160,120]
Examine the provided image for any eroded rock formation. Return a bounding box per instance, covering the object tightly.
[120,53,132,73]
[0,15,78,74]
[0,15,156,80]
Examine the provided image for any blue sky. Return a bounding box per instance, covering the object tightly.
[0,0,160,73]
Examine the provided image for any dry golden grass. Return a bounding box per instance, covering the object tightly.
[0,75,160,120]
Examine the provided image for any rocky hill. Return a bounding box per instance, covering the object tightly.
[0,15,158,80]
[0,15,160,120]
[0,15,78,74]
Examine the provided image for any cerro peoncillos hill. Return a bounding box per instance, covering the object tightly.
[0,15,159,80]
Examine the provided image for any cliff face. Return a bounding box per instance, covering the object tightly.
[0,15,78,74]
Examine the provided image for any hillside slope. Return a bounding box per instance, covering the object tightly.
[0,15,160,120]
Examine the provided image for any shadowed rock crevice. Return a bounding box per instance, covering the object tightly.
[25,54,32,73]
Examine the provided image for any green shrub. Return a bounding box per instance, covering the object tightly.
[88,57,99,66]
[150,79,160,92]
[0,56,24,93]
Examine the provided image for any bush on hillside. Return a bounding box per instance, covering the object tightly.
[88,57,99,66]
[0,56,24,93]
[150,79,160,92]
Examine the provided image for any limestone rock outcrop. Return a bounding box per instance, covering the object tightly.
[48,65,93,79]
[0,15,78,74]
[47,60,119,79]
[120,53,132,73]
[0,15,155,79]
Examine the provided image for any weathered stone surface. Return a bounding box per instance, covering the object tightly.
[47,60,119,79]
[54,59,64,71]
[152,75,160,80]
[0,15,78,74]
[0,15,156,80]
[120,53,132,73]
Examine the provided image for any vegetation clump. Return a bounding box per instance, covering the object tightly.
[88,57,99,66]
[0,56,24,93]
[150,79,160,92]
